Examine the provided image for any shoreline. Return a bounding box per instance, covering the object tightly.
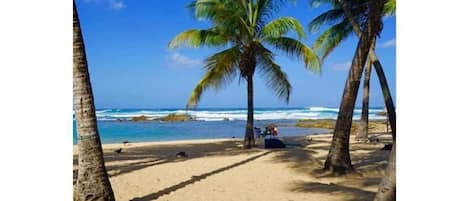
[73,118,389,148]
[73,134,327,154]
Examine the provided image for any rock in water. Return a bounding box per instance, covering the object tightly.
[131,115,149,121]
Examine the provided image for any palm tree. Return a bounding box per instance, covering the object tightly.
[374,143,396,201]
[310,0,396,141]
[169,0,320,148]
[356,58,372,141]
[321,0,387,173]
[73,1,115,200]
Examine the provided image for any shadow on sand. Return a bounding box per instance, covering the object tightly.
[269,134,392,201]
[289,181,376,201]
[129,151,271,201]
[73,140,263,184]
[74,133,392,201]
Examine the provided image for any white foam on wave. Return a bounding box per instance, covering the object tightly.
[309,106,385,114]
[188,110,322,121]
[93,107,387,121]
[309,107,339,112]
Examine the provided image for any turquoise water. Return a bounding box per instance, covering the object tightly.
[72,119,328,144]
[73,107,385,144]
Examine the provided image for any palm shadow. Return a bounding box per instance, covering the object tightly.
[289,181,376,201]
[73,140,263,184]
[129,151,271,201]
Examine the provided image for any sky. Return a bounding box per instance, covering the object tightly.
[75,0,396,109]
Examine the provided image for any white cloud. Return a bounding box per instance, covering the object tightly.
[82,0,126,10]
[312,2,321,8]
[167,52,202,68]
[110,0,126,10]
[377,38,396,48]
[331,61,351,72]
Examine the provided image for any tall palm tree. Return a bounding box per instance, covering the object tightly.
[322,0,386,173]
[374,143,396,201]
[73,1,115,200]
[356,58,372,141]
[309,0,396,141]
[169,0,320,148]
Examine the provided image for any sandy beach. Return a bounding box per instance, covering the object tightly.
[73,125,392,201]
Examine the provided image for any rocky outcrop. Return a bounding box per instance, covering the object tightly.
[153,113,194,122]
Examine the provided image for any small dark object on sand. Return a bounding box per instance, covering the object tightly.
[114,148,122,154]
[368,137,380,143]
[123,140,129,145]
[265,138,286,149]
[176,151,188,158]
[307,138,313,142]
[382,143,393,150]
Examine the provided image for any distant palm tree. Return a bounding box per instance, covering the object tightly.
[309,0,396,141]
[318,0,387,173]
[169,0,320,148]
[73,1,115,200]
[356,58,372,141]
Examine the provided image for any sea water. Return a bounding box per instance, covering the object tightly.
[73,107,386,144]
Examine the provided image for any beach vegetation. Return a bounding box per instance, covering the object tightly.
[169,0,321,148]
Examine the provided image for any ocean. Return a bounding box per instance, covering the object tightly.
[73,107,386,144]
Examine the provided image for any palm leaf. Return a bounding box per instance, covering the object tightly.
[384,0,396,16]
[168,29,226,49]
[308,8,345,32]
[265,36,321,72]
[186,47,241,108]
[261,17,306,39]
[256,45,292,103]
[313,19,353,61]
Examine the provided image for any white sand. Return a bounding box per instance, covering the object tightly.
[74,131,392,201]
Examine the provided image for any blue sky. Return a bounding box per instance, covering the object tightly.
[75,0,396,109]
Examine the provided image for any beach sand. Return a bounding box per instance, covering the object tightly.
[73,130,392,201]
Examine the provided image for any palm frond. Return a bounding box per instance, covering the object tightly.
[265,36,321,72]
[186,47,241,108]
[384,0,396,16]
[313,19,353,61]
[308,8,345,32]
[168,29,226,49]
[261,17,306,39]
[256,45,292,103]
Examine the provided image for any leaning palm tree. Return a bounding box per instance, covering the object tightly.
[73,1,115,200]
[374,142,396,201]
[320,0,386,173]
[309,0,396,141]
[169,0,320,148]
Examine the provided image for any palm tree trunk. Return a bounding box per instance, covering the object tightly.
[324,0,385,173]
[337,0,396,141]
[369,54,396,141]
[374,143,396,201]
[74,1,115,200]
[244,74,255,149]
[356,58,372,141]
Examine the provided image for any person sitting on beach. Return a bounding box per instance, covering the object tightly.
[273,127,278,137]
